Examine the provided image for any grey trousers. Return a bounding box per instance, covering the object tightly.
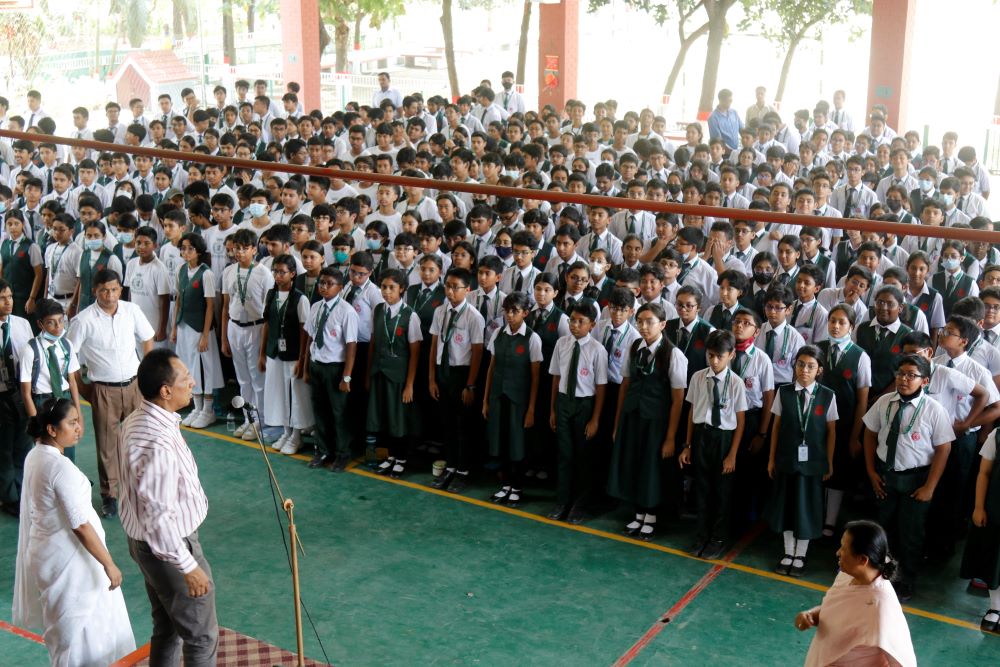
[128,532,219,667]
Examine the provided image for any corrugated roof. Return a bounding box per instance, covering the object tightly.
[113,50,195,84]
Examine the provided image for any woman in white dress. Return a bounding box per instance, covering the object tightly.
[13,398,136,667]
[795,520,916,667]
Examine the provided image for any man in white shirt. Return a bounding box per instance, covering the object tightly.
[372,71,403,109]
[498,71,526,115]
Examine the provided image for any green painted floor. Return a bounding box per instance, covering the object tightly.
[1,407,999,665]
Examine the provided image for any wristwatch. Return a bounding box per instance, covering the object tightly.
[343,375,352,383]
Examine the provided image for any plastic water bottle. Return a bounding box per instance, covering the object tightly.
[226,412,236,433]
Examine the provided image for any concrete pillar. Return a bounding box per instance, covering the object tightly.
[280,0,322,111]
[537,0,579,111]
[866,0,916,131]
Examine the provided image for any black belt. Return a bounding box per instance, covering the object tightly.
[312,360,344,367]
[881,463,930,476]
[93,376,136,387]
[53,293,74,300]
[230,318,265,327]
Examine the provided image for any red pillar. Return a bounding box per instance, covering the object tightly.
[280,0,322,111]
[537,0,579,111]
[866,0,916,131]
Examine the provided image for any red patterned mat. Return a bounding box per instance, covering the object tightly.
[111,626,331,666]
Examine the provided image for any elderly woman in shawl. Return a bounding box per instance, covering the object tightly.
[795,520,916,667]
[13,398,135,666]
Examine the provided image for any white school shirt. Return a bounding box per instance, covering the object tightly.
[619,335,688,390]
[45,242,82,299]
[687,366,748,430]
[756,321,805,385]
[549,333,609,397]
[0,314,33,391]
[863,393,955,471]
[816,288,866,322]
[17,334,81,395]
[609,211,656,242]
[486,322,544,364]
[65,301,153,382]
[366,211,404,240]
[933,352,1000,412]
[499,265,539,304]
[577,230,624,266]
[124,256,171,333]
[202,224,239,278]
[429,302,486,367]
[595,320,641,385]
[305,297,359,363]
[678,257,719,314]
[790,298,828,345]
[732,344,774,410]
[344,280,383,343]
[967,338,1000,381]
[222,262,274,323]
[467,286,506,341]
[924,361,979,427]
[158,244,184,296]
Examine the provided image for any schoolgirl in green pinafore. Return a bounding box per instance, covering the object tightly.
[767,345,838,577]
[74,221,123,315]
[525,272,568,477]
[368,270,422,477]
[1,212,42,320]
[404,255,445,439]
[483,292,542,507]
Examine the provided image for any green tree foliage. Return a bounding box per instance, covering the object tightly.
[319,0,406,72]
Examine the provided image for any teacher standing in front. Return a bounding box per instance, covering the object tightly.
[118,348,218,666]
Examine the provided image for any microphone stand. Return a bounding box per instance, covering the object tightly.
[240,403,306,667]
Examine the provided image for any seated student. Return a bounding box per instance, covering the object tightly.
[483,291,543,507]
[617,234,645,278]
[798,226,835,289]
[18,299,83,461]
[833,228,863,283]
[756,285,805,388]
[667,284,715,382]
[640,213,680,265]
[932,240,979,318]
[853,285,913,400]
[674,226,719,313]
[303,267,359,472]
[789,264,828,345]
[123,226,171,349]
[576,204,623,266]
[416,220,451,274]
[43,214,81,312]
[637,263,679,319]
[260,224,304,274]
[708,269,748,331]
[172,232,224,429]
[607,302,688,539]
[864,267,929,335]
[726,217,758,276]
[982,265,1000,292]
[679,329,748,559]
[390,232,421,287]
[1,211,44,319]
[70,221,124,317]
[960,425,1000,633]
[767,345,838,577]
[547,300,609,523]
[367,268,423,479]
[294,240,325,304]
[837,242,884,310]
[863,353,954,601]
[902,251,945,340]
[967,217,1000,277]
[521,209,554,272]
[773,234,801,290]
[747,251,778,318]
[287,214,316,264]
[610,181,656,242]
[499,231,541,302]
[980,287,1000,352]
[467,255,506,343]
[467,204,497,261]
[270,179,305,225]
[900,198,945,267]
[548,223,584,283]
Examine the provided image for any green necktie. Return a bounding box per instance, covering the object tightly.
[47,344,65,398]
[315,303,331,349]
[346,284,360,304]
[883,400,907,472]
[765,330,776,357]
[711,377,722,427]
[566,341,581,397]
[439,308,457,380]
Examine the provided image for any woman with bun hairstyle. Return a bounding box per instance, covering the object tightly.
[12,398,135,666]
[795,520,916,667]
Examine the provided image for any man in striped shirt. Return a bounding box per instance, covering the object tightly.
[119,349,218,666]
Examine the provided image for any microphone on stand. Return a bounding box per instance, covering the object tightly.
[231,396,258,422]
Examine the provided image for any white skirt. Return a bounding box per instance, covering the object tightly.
[263,357,314,429]
[177,323,225,394]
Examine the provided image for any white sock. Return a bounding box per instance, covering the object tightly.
[825,489,843,527]
[643,513,657,525]
[635,512,645,521]
[989,588,1000,615]
[783,531,795,556]
[202,396,214,413]
[193,395,204,411]
[291,428,301,443]
[795,539,810,558]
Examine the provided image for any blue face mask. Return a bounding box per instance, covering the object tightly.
[365,238,382,251]
[919,179,934,192]
[941,194,954,208]
[248,202,269,218]
[941,257,961,271]
[829,333,852,345]
[334,250,349,264]
[0,201,6,214]
[85,239,104,251]
[41,331,62,343]
[117,232,134,244]
[495,246,513,259]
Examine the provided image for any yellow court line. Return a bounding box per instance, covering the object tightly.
[180,424,985,634]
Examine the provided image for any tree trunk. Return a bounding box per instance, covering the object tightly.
[515,0,531,85]
[334,18,349,72]
[319,16,332,56]
[246,0,255,34]
[697,2,730,117]
[774,35,804,104]
[222,0,237,65]
[353,12,363,50]
[172,0,184,41]
[441,0,460,100]
[663,22,710,96]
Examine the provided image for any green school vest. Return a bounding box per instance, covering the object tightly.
[620,339,674,420]
[405,283,445,338]
[78,248,113,311]
[910,285,940,319]
[263,288,304,361]
[371,302,413,384]
[531,306,565,362]
[177,264,209,332]
[666,317,712,381]
[1,237,35,298]
[293,273,323,305]
[775,384,834,476]
[855,321,912,393]
[931,270,975,318]
[490,327,534,402]
[532,242,554,271]
[816,340,863,414]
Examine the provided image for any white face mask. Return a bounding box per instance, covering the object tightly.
[940,257,961,271]
[248,202,268,218]
[919,179,934,192]
[590,261,606,276]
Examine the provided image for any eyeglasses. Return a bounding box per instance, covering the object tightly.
[676,302,699,310]
[895,371,924,381]
[349,270,370,279]
[765,304,786,312]
[794,361,819,371]
[513,249,534,257]
[984,303,1000,312]
[874,300,899,308]
[317,280,338,287]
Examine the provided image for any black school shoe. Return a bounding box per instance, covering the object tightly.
[788,556,807,577]
[307,454,329,469]
[100,496,118,519]
[547,504,570,521]
[980,610,1000,634]
[700,540,727,561]
[330,454,351,473]
[431,469,455,490]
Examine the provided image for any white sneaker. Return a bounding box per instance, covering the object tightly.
[181,410,199,426]
[270,435,288,451]
[241,424,258,441]
[190,410,216,429]
[233,422,249,438]
[280,438,301,455]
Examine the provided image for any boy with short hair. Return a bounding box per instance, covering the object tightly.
[755,285,805,387]
[123,226,171,349]
[499,231,540,303]
[790,264,828,345]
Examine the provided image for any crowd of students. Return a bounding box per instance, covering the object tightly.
[1,73,999,631]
